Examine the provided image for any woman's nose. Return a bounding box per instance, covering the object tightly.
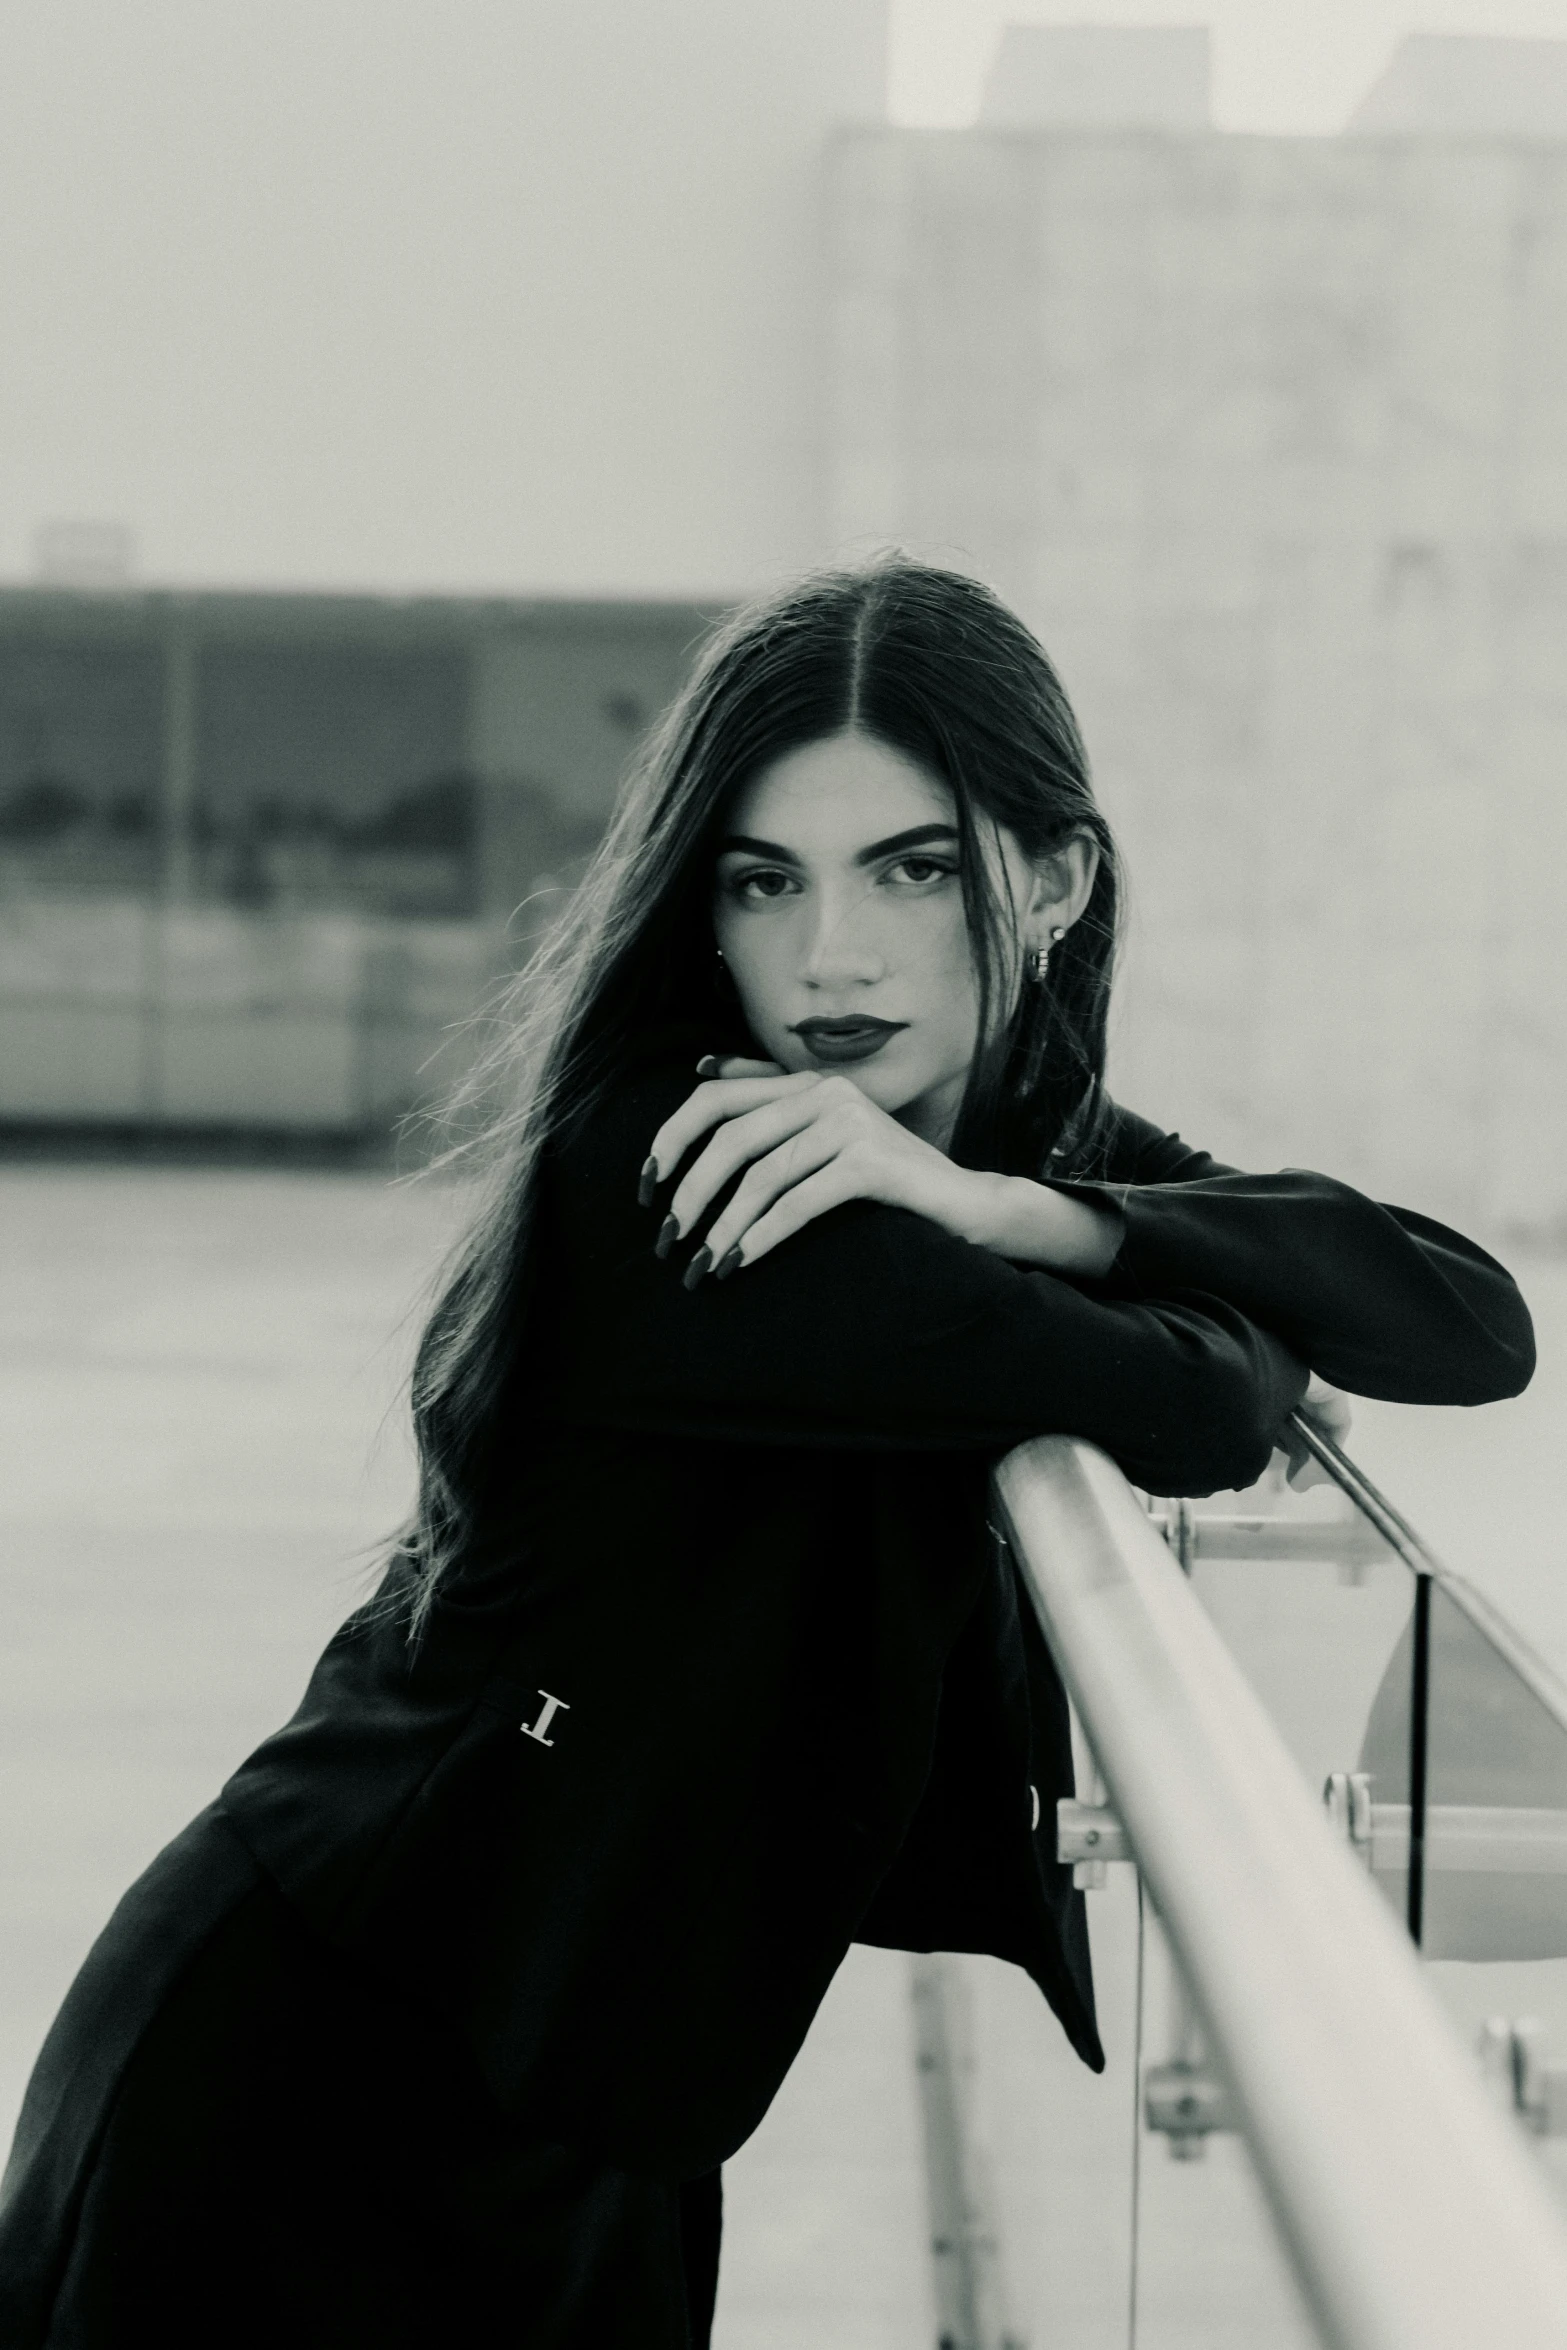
[799,890,886,986]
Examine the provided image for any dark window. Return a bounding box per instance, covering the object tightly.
[0,638,161,891]
[196,642,475,916]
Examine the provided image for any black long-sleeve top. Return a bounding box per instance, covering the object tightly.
[216,1023,1533,2182]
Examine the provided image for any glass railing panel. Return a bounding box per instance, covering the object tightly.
[1412,1578,1567,2216]
[1156,1471,1418,1807]
[962,1681,1333,2348]
[1123,1470,1415,2339]
[950,1712,1143,2346]
[1419,1956,1567,2223]
[954,1896,1140,2348]
[994,1436,1567,2338]
[1129,1903,1326,2349]
[1165,1459,1567,2218]
[1420,1578,1567,1954]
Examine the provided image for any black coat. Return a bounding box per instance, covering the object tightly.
[1,1020,1535,2326]
[209,1025,1532,2178]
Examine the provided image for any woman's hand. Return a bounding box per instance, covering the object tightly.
[641,1053,1123,1283]
[1273,1373,1354,1490]
[641,1056,989,1283]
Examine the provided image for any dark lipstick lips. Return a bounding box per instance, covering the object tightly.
[791,1016,908,1066]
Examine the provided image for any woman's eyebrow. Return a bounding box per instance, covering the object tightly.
[852,823,959,865]
[715,823,959,865]
[716,834,802,861]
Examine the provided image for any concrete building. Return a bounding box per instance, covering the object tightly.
[0,591,707,1132]
[1350,35,1567,138]
[829,74,1567,1236]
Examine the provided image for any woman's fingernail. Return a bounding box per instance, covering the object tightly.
[637,1156,659,1208]
[713,1245,743,1281]
[682,1245,713,1290]
[696,1054,721,1078]
[654,1214,680,1260]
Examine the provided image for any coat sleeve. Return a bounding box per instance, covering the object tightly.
[1044,1103,1535,1406]
[533,1061,1308,1499]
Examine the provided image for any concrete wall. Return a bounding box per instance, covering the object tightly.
[828,128,1567,1237]
[1350,37,1567,136]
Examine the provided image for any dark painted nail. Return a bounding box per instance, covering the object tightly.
[637,1156,659,1208]
[654,1214,680,1260]
[713,1245,743,1282]
[682,1245,713,1290]
[696,1054,721,1078]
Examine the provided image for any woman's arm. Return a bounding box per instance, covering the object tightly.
[537,1059,1307,1499]
[1041,1106,1535,1408]
[639,1054,1529,1410]
[961,1172,1125,1275]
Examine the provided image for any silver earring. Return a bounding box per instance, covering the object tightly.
[1029,925,1067,982]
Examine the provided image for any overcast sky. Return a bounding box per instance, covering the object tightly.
[891,0,1567,130]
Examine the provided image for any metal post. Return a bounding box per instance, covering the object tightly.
[161,616,198,905]
[1407,1572,1432,1945]
[910,1955,1019,2350]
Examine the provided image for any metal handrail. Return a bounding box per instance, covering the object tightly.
[1284,1407,1446,1579]
[993,1434,1567,2350]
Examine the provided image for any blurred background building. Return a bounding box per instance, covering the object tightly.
[835,26,1567,1236]
[0,586,705,1130]
[3,8,1567,1238]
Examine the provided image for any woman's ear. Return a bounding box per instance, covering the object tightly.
[1027,832,1100,939]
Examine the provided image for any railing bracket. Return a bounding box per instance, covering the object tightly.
[1323,1770,1375,1864]
[1057,1796,1131,1879]
[1481,2018,1567,2139]
[1144,2060,1235,2156]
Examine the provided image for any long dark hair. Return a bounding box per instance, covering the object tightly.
[394,556,1120,1640]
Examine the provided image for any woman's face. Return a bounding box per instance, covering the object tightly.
[712,729,1072,1149]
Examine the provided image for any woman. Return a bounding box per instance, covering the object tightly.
[0,558,1534,2348]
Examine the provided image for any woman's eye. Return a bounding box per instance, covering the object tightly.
[728,866,797,902]
[887,856,957,887]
